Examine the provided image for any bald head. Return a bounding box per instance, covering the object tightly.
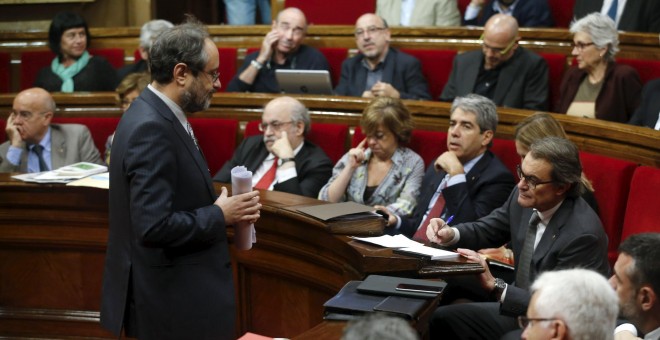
[356,13,387,28]
[484,14,519,40]
[354,13,391,61]
[277,7,308,29]
[481,14,519,70]
[15,87,56,113]
[11,87,55,144]
[261,96,309,151]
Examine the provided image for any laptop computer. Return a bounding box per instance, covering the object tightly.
[275,69,333,95]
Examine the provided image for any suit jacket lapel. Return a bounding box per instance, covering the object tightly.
[247,141,270,173]
[50,126,67,170]
[462,52,481,94]
[493,50,519,104]
[381,48,396,84]
[532,198,572,264]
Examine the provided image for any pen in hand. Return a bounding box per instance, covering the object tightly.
[445,215,455,226]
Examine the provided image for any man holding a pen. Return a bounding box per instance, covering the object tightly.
[378,94,514,240]
[425,136,609,340]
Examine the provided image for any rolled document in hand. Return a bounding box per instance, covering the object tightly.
[231,166,256,250]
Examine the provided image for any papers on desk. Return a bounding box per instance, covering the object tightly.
[66,172,109,189]
[352,234,461,261]
[12,162,108,184]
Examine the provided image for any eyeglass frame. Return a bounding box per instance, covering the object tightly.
[182,62,220,83]
[354,26,387,38]
[479,33,517,55]
[516,164,555,190]
[258,120,294,132]
[572,41,596,52]
[517,316,561,329]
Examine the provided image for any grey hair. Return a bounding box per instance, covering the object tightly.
[529,137,584,198]
[450,94,498,133]
[531,269,618,340]
[140,19,174,51]
[570,12,619,61]
[342,313,419,340]
[288,97,311,136]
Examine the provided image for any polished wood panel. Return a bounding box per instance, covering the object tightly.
[0,175,480,339]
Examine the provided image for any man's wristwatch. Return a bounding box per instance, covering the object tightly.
[491,278,507,301]
[280,157,295,164]
[251,59,263,70]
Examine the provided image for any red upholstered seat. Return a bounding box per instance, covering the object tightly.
[490,139,518,176]
[189,118,239,175]
[616,58,660,85]
[580,152,637,266]
[51,117,121,157]
[284,0,375,25]
[620,166,660,241]
[245,120,349,164]
[548,0,576,28]
[217,47,238,92]
[0,52,10,93]
[319,47,348,87]
[401,49,457,100]
[352,127,448,168]
[21,48,124,90]
[540,53,567,112]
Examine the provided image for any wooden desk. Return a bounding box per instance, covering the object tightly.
[0,174,481,339]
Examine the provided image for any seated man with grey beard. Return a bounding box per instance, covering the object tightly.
[214,96,332,198]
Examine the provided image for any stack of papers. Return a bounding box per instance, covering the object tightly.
[352,234,461,261]
[12,162,108,184]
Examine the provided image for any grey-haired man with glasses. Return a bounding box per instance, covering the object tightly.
[214,96,332,198]
[334,13,431,100]
[440,14,549,110]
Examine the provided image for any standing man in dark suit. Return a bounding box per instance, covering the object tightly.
[100,18,262,340]
[0,87,103,173]
[214,96,332,198]
[573,0,660,33]
[629,79,660,130]
[377,94,514,238]
[441,14,549,110]
[463,0,554,27]
[426,136,609,340]
[334,13,431,100]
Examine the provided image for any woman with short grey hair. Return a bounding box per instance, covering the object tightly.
[556,12,641,123]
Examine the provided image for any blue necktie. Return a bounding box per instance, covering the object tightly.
[607,0,618,21]
[32,144,49,172]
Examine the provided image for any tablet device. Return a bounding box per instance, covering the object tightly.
[275,69,333,95]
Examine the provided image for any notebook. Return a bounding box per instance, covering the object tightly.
[275,69,333,95]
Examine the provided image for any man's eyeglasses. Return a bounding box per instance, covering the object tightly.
[203,70,220,83]
[258,121,293,132]
[517,316,560,329]
[480,33,517,55]
[572,41,596,52]
[354,26,387,38]
[516,164,554,189]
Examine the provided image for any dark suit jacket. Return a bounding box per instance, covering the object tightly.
[454,187,610,316]
[440,48,549,110]
[0,123,103,172]
[213,135,333,198]
[556,62,641,123]
[573,0,660,33]
[397,151,515,238]
[334,48,431,100]
[100,88,236,340]
[464,0,554,27]
[629,78,660,129]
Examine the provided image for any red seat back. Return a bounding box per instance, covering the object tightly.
[245,120,348,164]
[620,166,660,241]
[540,53,567,112]
[401,49,457,100]
[490,139,518,176]
[548,0,575,28]
[51,117,121,157]
[353,127,448,168]
[284,0,376,25]
[616,58,660,85]
[218,47,238,92]
[580,152,637,265]
[189,118,239,175]
[319,47,348,87]
[21,48,124,90]
[457,0,471,17]
[0,52,10,93]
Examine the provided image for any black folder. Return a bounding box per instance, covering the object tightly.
[356,274,447,299]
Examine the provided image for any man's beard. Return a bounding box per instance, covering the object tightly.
[619,296,643,326]
[181,80,212,113]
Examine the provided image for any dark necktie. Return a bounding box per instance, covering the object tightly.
[515,211,542,290]
[607,0,618,21]
[32,144,49,172]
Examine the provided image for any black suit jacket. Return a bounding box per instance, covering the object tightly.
[454,187,610,316]
[397,151,515,238]
[440,48,549,110]
[573,0,660,32]
[629,78,660,129]
[334,48,431,100]
[213,135,333,198]
[100,88,236,340]
[464,0,554,27]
